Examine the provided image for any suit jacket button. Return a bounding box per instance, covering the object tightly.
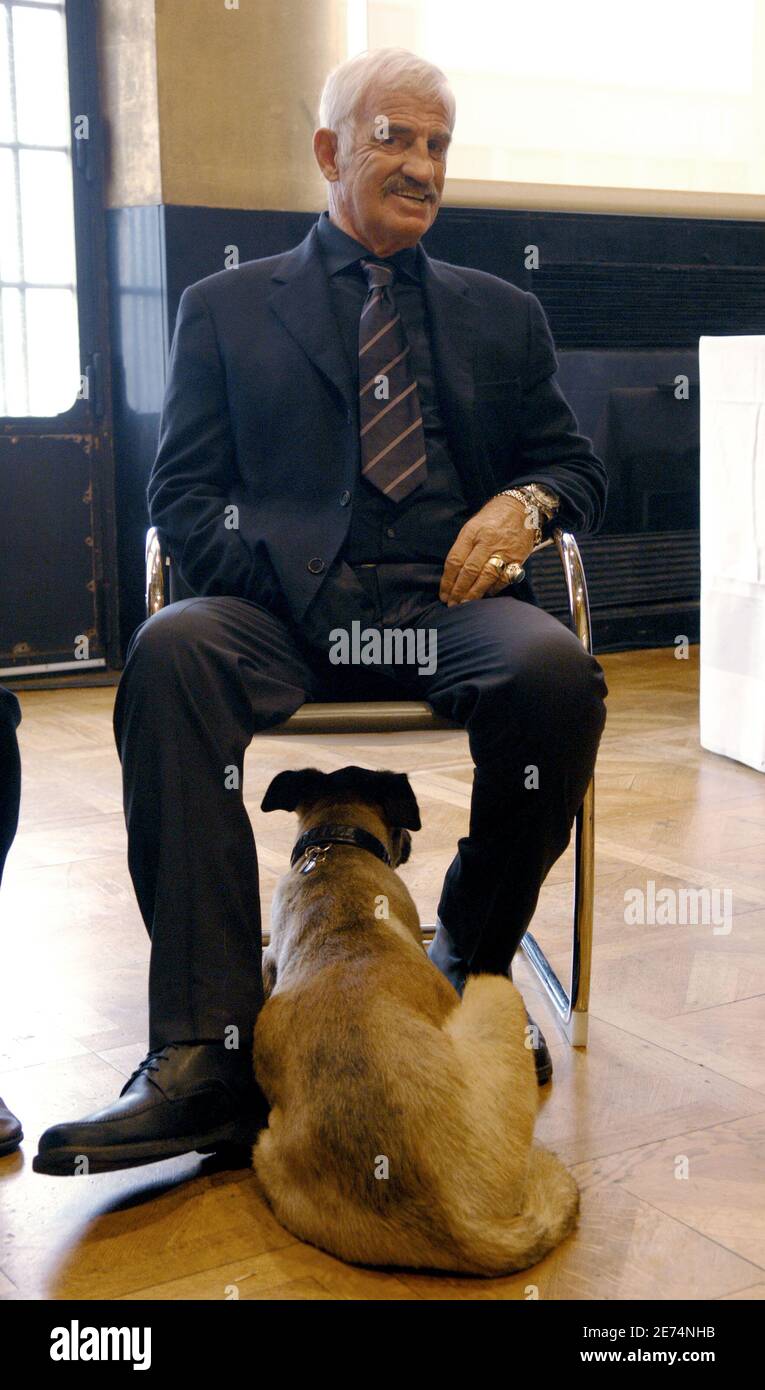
[307,557,325,574]
[340,490,351,506]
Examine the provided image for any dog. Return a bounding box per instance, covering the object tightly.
[252,765,579,1276]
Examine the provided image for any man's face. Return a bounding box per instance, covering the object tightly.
[315,84,452,256]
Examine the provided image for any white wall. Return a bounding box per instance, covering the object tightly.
[363,0,765,217]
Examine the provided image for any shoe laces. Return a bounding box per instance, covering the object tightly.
[121,1043,179,1096]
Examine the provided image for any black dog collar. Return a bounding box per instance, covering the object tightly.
[290,822,391,870]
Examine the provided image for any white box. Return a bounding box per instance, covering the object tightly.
[698,335,765,773]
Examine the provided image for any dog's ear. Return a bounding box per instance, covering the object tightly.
[335,768,421,831]
[376,771,421,831]
[261,768,328,814]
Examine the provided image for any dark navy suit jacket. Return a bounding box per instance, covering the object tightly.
[147,219,607,626]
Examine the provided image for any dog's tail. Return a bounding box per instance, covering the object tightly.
[439,974,579,1274]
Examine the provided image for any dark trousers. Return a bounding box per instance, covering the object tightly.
[113,564,608,1054]
[0,686,21,887]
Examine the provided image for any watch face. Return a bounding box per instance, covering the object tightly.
[530,485,559,515]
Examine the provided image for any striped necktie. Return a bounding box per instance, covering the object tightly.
[357,258,428,502]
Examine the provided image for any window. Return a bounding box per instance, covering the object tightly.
[0,0,80,418]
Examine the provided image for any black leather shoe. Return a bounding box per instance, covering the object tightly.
[0,1096,23,1156]
[33,1043,267,1176]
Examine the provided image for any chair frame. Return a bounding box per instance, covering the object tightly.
[145,525,595,1046]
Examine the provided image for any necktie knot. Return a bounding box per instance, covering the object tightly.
[360,258,395,291]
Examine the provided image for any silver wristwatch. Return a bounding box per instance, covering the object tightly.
[494,483,560,548]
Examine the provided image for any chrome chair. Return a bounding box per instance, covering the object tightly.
[145,525,595,1046]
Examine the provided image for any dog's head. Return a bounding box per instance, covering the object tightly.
[261,766,421,867]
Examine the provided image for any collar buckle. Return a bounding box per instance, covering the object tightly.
[298,842,333,874]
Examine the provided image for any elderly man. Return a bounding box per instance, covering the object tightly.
[35,47,607,1175]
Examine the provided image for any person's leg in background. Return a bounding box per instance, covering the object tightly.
[33,597,338,1176]
[0,686,23,1157]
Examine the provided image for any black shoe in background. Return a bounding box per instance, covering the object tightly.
[0,1097,23,1157]
[525,1012,553,1085]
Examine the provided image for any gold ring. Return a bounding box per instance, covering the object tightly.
[486,555,525,584]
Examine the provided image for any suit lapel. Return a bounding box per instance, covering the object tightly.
[267,223,354,411]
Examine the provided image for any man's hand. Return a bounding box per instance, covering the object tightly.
[439,495,536,607]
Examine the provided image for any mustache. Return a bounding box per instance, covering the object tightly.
[386,183,436,201]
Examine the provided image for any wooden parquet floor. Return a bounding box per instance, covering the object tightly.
[1,644,764,1300]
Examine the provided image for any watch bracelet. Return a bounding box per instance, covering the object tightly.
[494,485,560,548]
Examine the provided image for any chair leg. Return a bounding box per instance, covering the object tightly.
[514,526,595,1047]
[520,774,594,1047]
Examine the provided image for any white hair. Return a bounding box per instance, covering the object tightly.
[318,47,456,162]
